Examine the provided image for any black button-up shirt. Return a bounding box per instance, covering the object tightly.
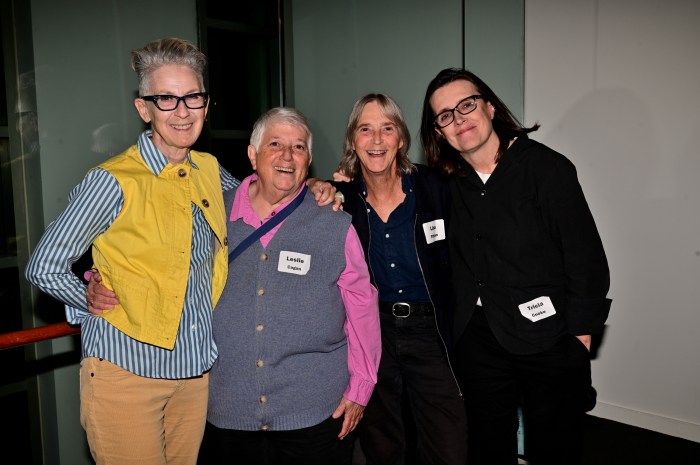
[364,175,431,303]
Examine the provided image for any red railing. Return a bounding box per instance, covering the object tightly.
[0,322,80,350]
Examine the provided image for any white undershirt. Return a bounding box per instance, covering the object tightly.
[476,171,491,183]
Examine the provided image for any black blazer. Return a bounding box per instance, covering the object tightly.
[449,136,611,355]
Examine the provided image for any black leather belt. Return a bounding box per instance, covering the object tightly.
[379,301,434,318]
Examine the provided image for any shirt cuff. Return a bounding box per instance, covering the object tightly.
[343,376,375,407]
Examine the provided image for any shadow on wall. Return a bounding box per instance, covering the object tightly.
[91,123,127,159]
[538,87,658,202]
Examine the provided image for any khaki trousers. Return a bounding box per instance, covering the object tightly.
[80,357,208,465]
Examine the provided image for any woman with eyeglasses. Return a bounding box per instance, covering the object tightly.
[420,68,612,465]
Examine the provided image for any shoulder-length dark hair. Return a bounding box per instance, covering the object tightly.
[419,68,540,176]
[337,93,414,179]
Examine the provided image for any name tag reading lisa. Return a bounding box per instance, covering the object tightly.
[277,251,311,275]
[518,296,556,322]
[422,219,446,244]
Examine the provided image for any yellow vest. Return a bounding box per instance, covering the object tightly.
[92,145,228,350]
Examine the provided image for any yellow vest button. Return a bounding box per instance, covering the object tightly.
[177,168,187,178]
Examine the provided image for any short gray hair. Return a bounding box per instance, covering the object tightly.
[131,38,206,96]
[250,107,313,158]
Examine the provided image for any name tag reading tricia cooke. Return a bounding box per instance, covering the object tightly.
[518,296,556,322]
[422,219,446,244]
[277,251,311,275]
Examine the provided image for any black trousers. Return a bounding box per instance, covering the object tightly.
[198,416,354,465]
[454,307,592,465]
[359,311,468,465]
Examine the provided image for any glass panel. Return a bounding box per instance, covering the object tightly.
[0,266,24,383]
[0,138,15,257]
[205,1,275,27]
[206,27,274,132]
[1,391,31,458]
[0,19,7,127]
[209,138,254,181]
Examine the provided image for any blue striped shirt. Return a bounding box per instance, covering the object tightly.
[25,130,240,379]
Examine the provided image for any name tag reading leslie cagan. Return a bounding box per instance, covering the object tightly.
[278,251,311,275]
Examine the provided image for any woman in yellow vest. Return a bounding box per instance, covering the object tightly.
[26,38,336,465]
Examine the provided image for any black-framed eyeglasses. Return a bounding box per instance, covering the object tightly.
[140,92,209,111]
[434,95,484,128]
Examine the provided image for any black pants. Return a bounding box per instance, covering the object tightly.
[455,307,591,465]
[198,416,354,465]
[359,311,468,465]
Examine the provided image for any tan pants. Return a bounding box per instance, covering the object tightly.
[79,357,208,465]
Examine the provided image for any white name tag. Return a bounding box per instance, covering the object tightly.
[518,296,556,322]
[277,251,311,275]
[422,219,446,244]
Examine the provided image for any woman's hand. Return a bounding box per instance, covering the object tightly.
[306,178,343,211]
[575,334,592,351]
[332,396,365,440]
[332,170,352,183]
[85,270,119,315]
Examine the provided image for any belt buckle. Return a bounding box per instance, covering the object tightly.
[392,302,411,318]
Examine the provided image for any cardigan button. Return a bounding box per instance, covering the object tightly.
[257,288,265,296]
[256,359,264,368]
[224,238,228,246]
[177,168,187,178]
[259,395,267,404]
[261,425,270,431]
[260,253,268,261]
[202,199,210,208]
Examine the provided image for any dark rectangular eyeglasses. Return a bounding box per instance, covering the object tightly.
[434,95,483,128]
[140,92,209,111]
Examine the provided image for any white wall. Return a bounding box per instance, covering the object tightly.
[525,0,700,441]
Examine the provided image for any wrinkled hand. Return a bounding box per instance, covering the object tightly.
[576,334,591,351]
[86,271,119,315]
[331,396,365,440]
[332,170,352,183]
[306,178,342,211]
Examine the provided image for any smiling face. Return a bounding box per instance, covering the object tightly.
[352,101,404,177]
[429,79,499,161]
[134,64,208,164]
[248,122,311,201]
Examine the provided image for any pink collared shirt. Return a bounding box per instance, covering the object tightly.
[230,174,380,406]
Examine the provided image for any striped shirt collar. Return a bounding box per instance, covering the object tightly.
[136,129,199,175]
